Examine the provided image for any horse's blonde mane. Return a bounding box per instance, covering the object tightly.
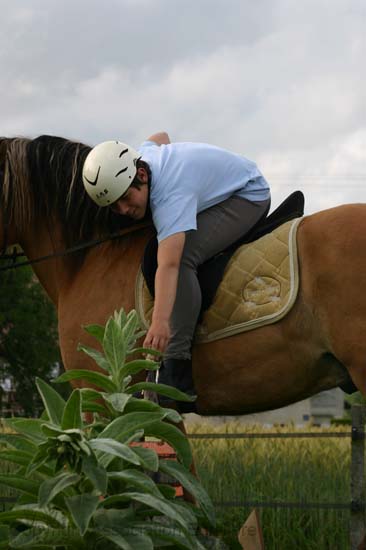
[2,138,33,234]
[0,135,138,251]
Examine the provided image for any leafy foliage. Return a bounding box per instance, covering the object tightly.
[0,308,216,549]
[0,264,61,416]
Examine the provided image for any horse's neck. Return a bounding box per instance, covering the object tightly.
[20,222,152,308]
[20,222,64,305]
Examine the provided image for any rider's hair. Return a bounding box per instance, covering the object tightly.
[130,159,151,189]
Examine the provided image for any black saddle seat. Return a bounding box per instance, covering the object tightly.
[142,191,304,315]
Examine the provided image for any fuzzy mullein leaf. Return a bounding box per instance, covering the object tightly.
[36,378,66,426]
[125,382,196,402]
[122,310,139,349]
[83,323,105,344]
[144,422,192,469]
[0,475,40,498]
[61,390,83,430]
[0,434,37,454]
[0,526,9,547]
[120,359,159,380]
[124,397,181,423]
[113,308,127,328]
[128,521,200,550]
[89,438,142,467]
[0,449,34,468]
[121,492,197,532]
[103,318,126,380]
[97,412,165,442]
[159,460,216,528]
[77,344,110,371]
[97,529,153,550]
[107,469,162,498]
[38,472,81,508]
[9,527,85,548]
[103,393,131,413]
[0,508,64,529]
[82,455,108,494]
[129,446,159,472]
[5,418,46,443]
[53,369,117,393]
[65,493,100,535]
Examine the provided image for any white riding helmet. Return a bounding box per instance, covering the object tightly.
[82,140,140,207]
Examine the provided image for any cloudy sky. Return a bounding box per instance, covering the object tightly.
[1,0,365,213]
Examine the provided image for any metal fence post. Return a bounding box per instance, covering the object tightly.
[351,404,366,550]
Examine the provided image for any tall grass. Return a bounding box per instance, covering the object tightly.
[187,421,352,550]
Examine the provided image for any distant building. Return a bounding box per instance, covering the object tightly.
[186,389,346,426]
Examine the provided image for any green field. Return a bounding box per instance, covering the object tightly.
[187,421,352,550]
[0,420,355,549]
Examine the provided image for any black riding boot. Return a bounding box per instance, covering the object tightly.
[158,358,197,414]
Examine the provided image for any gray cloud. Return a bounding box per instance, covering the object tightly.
[1,0,365,213]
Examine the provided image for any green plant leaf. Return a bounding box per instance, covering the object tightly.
[83,323,105,344]
[130,521,202,550]
[53,369,117,393]
[5,418,46,443]
[36,378,66,426]
[89,438,141,467]
[82,455,108,494]
[97,411,165,442]
[120,359,159,379]
[65,493,100,535]
[107,469,162,497]
[0,508,64,529]
[129,446,159,472]
[61,389,83,430]
[145,422,192,468]
[103,317,126,379]
[38,472,81,508]
[159,460,216,528]
[121,492,197,532]
[0,526,9,549]
[126,382,196,402]
[78,343,110,371]
[103,392,131,413]
[124,397,181,423]
[99,529,153,550]
[82,401,107,414]
[9,527,84,548]
[0,434,37,454]
[0,449,34,468]
[0,475,40,498]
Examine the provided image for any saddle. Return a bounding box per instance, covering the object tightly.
[141,191,305,316]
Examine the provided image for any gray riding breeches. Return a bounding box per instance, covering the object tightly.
[164,195,271,360]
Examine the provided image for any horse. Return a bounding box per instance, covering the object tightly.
[0,135,364,417]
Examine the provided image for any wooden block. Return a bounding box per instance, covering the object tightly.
[238,509,264,550]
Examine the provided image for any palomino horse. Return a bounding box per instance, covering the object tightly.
[0,135,364,416]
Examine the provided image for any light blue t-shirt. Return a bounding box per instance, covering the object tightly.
[139,141,270,242]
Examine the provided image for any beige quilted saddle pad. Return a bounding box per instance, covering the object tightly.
[135,218,302,344]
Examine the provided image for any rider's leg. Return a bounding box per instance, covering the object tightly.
[159,196,270,408]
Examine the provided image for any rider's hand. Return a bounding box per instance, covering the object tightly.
[143,318,171,355]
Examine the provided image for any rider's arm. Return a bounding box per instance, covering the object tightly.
[146,132,171,146]
[143,231,185,353]
[153,231,185,323]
